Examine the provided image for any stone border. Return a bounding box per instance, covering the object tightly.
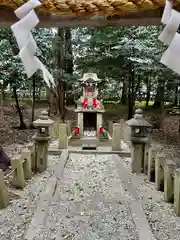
[48,148,131,157]
[113,154,156,240]
[24,150,69,240]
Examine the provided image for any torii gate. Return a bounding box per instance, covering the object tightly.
[0,0,179,28]
[1,0,180,84]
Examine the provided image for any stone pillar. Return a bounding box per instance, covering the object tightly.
[119,119,124,140]
[174,168,180,216]
[77,112,83,136]
[131,144,143,173]
[27,143,35,171]
[67,120,72,136]
[33,110,54,173]
[143,143,150,174]
[164,160,176,203]
[0,169,9,208]
[125,109,152,174]
[155,153,166,191]
[112,123,121,151]
[97,113,103,131]
[59,123,68,149]
[147,147,157,182]
[108,121,113,136]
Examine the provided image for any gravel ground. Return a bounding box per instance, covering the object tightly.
[0,155,61,240]
[2,138,180,240]
[122,157,180,240]
[37,153,138,240]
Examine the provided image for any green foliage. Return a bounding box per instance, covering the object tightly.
[0,28,54,90]
[73,26,178,99]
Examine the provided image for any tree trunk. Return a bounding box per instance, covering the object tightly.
[146,76,151,107]
[57,80,66,122]
[153,80,164,108]
[134,76,141,102]
[121,79,128,105]
[65,29,73,75]
[29,76,36,128]
[174,85,178,106]
[12,85,26,129]
[56,28,66,121]
[153,82,161,108]
[159,82,165,128]
[128,62,135,119]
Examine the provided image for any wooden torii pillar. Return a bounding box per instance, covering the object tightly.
[0,0,180,28]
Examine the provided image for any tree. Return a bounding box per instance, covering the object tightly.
[73,26,167,118]
[0,28,55,127]
[51,28,74,120]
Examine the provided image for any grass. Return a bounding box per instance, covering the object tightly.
[135,101,154,108]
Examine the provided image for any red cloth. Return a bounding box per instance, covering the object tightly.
[82,98,88,109]
[93,98,97,108]
[74,127,79,135]
[98,127,103,134]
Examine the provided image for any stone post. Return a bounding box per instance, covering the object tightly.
[33,110,54,173]
[108,121,113,136]
[67,120,72,136]
[125,109,152,174]
[174,168,180,216]
[155,153,166,191]
[0,169,9,209]
[97,113,103,132]
[119,119,124,140]
[11,157,25,189]
[21,148,32,180]
[143,143,151,174]
[131,144,143,173]
[59,123,68,149]
[77,112,83,136]
[164,160,176,203]
[112,123,121,151]
[27,143,35,172]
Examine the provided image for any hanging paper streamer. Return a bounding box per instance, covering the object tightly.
[11,0,55,88]
[161,0,173,24]
[159,9,180,46]
[161,33,180,75]
[159,0,180,76]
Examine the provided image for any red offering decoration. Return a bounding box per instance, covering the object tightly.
[73,127,80,136]
[82,97,88,109]
[98,127,104,135]
[93,98,97,108]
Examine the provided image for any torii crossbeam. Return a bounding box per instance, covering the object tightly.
[0,0,180,27]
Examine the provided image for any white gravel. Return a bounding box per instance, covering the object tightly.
[122,156,180,240]
[1,139,179,240]
[36,153,138,240]
[0,155,61,240]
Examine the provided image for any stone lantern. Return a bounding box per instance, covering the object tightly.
[33,110,54,173]
[125,109,152,173]
[126,109,152,143]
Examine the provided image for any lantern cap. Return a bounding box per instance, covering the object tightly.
[33,110,54,127]
[125,109,152,127]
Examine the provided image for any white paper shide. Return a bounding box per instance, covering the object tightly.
[159,0,180,76]
[11,0,55,88]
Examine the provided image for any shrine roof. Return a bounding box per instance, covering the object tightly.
[79,73,102,83]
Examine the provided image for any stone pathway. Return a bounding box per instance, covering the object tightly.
[0,156,61,240]
[32,153,154,240]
